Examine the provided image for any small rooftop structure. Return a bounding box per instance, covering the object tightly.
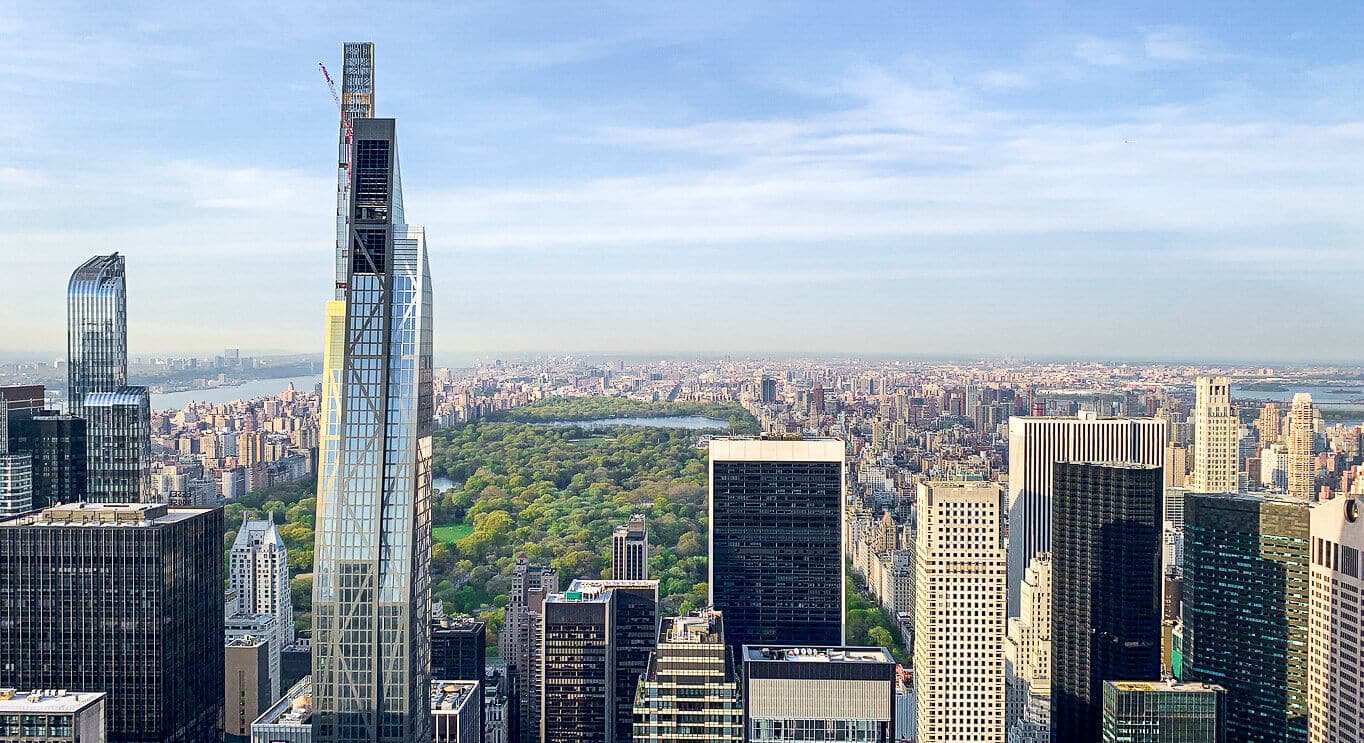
[430,680,478,712]
[742,645,895,664]
[0,501,208,528]
[0,687,106,712]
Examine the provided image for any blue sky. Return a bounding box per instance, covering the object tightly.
[5,1,1364,362]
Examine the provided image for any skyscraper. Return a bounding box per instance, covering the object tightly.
[431,614,486,741]
[310,61,435,741]
[1006,414,1166,613]
[1288,393,1316,501]
[1190,376,1237,494]
[0,447,32,517]
[1256,402,1282,447]
[67,254,127,420]
[1308,496,1364,743]
[1051,462,1163,743]
[568,579,660,743]
[1005,553,1052,743]
[502,556,558,743]
[68,254,150,503]
[541,588,613,743]
[10,412,87,509]
[612,514,649,581]
[0,502,223,743]
[709,436,845,654]
[231,517,296,648]
[913,480,1007,743]
[631,610,743,743]
[334,41,375,299]
[82,387,151,503]
[1100,681,1226,743]
[1180,492,1309,742]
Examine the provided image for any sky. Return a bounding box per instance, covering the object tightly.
[4,1,1364,363]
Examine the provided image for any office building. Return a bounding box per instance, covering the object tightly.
[0,450,32,517]
[230,517,295,648]
[541,588,613,743]
[1288,394,1316,500]
[226,635,275,742]
[432,615,486,740]
[1005,554,1051,743]
[1308,496,1364,742]
[66,254,127,420]
[1100,681,1225,743]
[1006,415,1165,613]
[631,609,743,743]
[431,682,480,743]
[310,63,435,741]
[709,437,845,653]
[251,677,313,743]
[612,514,649,581]
[541,580,659,743]
[913,480,1006,743]
[1180,492,1309,742]
[10,413,86,508]
[1190,376,1238,494]
[742,645,896,743]
[501,556,557,743]
[83,387,151,503]
[225,612,281,712]
[0,502,223,742]
[0,688,107,743]
[1051,463,1163,743]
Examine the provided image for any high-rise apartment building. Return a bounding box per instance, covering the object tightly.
[227,635,276,741]
[0,449,32,517]
[1190,376,1237,493]
[612,514,649,581]
[1005,553,1052,743]
[709,437,845,653]
[1288,393,1317,501]
[631,609,743,743]
[231,517,296,648]
[1308,496,1364,743]
[742,645,897,743]
[310,54,435,741]
[0,502,223,742]
[333,41,375,299]
[502,557,557,743]
[1006,415,1166,613]
[83,388,150,503]
[67,254,127,420]
[1100,681,1226,743]
[913,480,1006,743]
[1051,462,1163,743]
[1180,492,1309,742]
[1257,402,1283,447]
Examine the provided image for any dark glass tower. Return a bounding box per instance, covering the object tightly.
[10,413,87,509]
[0,502,224,743]
[708,437,845,654]
[66,254,127,420]
[1179,492,1309,742]
[1051,462,1163,742]
[310,105,435,740]
[431,615,486,739]
[542,590,613,743]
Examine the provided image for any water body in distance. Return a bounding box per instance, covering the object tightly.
[1233,383,1364,406]
[152,374,324,411]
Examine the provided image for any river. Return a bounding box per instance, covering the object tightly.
[152,374,323,411]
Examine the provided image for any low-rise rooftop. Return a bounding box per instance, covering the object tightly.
[0,688,105,713]
[742,645,895,664]
[430,681,478,712]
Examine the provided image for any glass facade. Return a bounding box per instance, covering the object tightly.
[1101,681,1226,743]
[311,114,433,743]
[66,254,127,420]
[1051,463,1163,743]
[0,505,224,743]
[1179,493,1309,742]
[10,414,86,509]
[82,387,151,503]
[709,442,845,655]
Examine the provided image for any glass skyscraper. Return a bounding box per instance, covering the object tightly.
[67,254,127,420]
[310,97,434,741]
[83,387,151,503]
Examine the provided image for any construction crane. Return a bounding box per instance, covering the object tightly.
[319,62,353,159]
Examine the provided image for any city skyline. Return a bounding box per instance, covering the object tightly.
[6,3,1364,360]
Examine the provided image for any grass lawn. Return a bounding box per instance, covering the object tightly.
[570,436,612,447]
[432,524,474,544]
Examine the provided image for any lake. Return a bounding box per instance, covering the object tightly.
[153,374,324,411]
[1233,383,1364,407]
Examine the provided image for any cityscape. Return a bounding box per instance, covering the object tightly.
[5,6,1364,743]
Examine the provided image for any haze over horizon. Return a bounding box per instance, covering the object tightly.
[6,2,1364,360]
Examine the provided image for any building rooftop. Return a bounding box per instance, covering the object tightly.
[430,681,478,712]
[0,501,212,528]
[664,610,725,644]
[225,635,268,649]
[0,688,106,713]
[1107,680,1224,694]
[742,645,895,664]
[252,677,312,728]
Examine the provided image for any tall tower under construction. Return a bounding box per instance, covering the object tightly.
[311,44,435,743]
